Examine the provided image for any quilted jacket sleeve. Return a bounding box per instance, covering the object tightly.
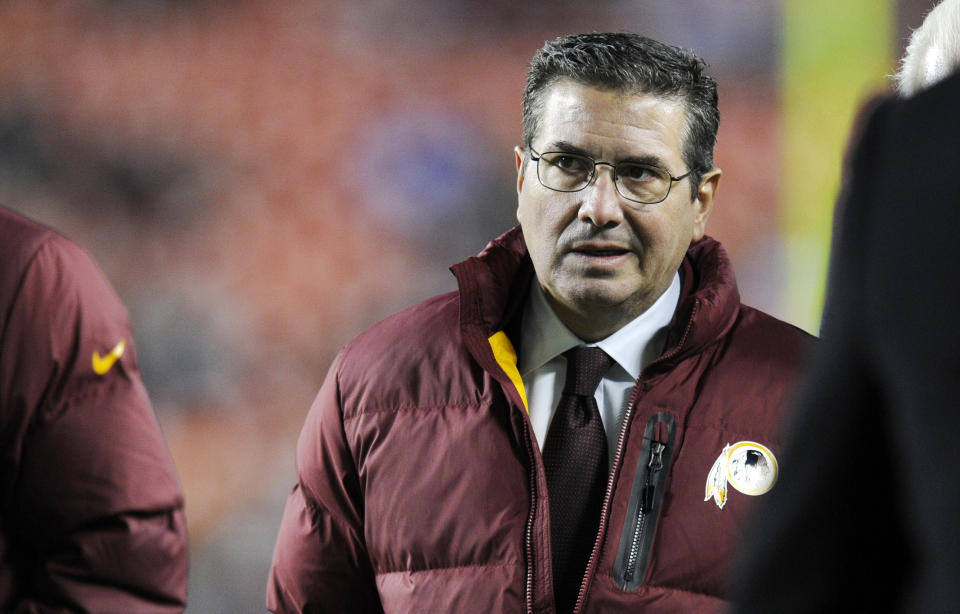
[0,235,188,612]
[267,355,384,614]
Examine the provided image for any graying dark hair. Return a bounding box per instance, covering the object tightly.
[522,32,719,198]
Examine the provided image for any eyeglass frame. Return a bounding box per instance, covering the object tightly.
[527,146,695,205]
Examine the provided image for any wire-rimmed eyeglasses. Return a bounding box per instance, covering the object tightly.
[528,147,693,205]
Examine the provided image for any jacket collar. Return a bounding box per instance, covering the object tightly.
[661,236,741,365]
[450,225,532,339]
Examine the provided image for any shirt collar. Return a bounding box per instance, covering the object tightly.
[518,272,681,380]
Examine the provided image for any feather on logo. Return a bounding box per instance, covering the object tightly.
[705,441,778,509]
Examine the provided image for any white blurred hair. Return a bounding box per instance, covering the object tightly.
[895,0,960,96]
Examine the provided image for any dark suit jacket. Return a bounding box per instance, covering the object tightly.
[729,70,960,613]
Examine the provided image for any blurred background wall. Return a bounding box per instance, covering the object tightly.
[0,1,935,611]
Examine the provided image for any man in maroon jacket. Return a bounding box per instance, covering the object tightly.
[0,206,188,612]
[269,33,813,613]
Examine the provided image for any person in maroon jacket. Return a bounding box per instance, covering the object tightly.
[268,33,813,613]
[0,206,188,612]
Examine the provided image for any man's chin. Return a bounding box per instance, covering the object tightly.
[558,282,643,313]
[548,285,649,341]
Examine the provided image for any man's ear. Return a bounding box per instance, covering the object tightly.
[691,168,721,242]
[514,146,526,194]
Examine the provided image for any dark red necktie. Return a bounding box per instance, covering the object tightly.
[542,345,614,614]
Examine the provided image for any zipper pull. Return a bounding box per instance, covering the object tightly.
[639,442,665,513]
[648,442,665,471]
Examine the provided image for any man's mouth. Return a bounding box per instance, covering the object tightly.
[576,248,629,257]
[570,242,631,258]
[568,244,633,271]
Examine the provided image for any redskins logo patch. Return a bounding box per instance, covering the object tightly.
[704,441,778,509]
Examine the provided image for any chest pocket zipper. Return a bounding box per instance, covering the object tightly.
[613,412,677,590]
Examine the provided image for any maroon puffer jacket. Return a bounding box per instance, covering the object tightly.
[0,207,188,612]
[268,226,813,613]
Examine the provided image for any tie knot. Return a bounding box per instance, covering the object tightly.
[562,346,613,397]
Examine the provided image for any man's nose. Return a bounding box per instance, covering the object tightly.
[578,164,624,228]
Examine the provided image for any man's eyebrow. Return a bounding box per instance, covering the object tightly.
[618,153,668,168]
[546,140,668,168]
[545,141,593,157]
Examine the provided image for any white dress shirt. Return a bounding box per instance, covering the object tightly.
[518,273,681,465]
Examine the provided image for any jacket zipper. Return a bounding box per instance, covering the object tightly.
[613,413,677,590]
[623,440,664,580]
[522,419,536,614]
[571,299,699,611]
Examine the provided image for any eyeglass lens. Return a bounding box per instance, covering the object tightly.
[536,152,673,204]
